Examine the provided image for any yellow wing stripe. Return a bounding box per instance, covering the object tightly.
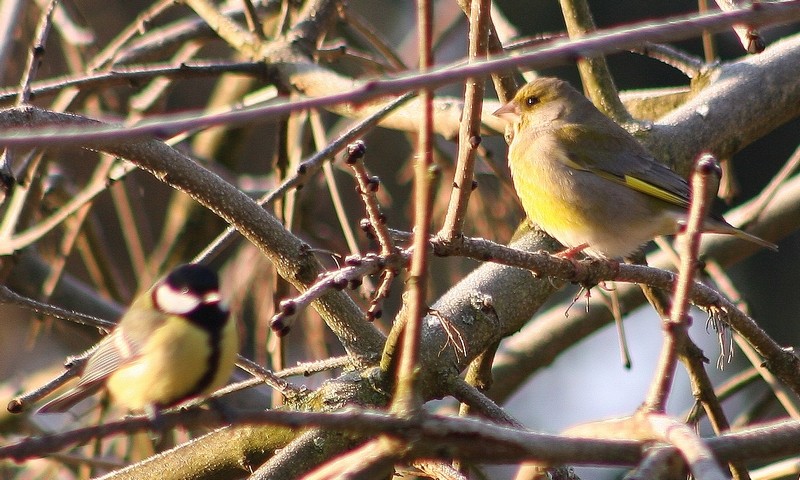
[623,174,688,207]
[562,151,689,208]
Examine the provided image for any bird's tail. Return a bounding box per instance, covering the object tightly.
[703,219,778,252]
[37,382,103,413]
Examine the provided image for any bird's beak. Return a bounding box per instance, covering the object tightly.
[492,101,521,123]
[202,291,222,304]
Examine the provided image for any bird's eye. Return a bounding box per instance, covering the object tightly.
[525,96,540,107]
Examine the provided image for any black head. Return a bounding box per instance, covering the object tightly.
[152,264,223,318]
[164,264,219,297]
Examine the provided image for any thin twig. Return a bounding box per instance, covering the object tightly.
[456,0,519,102]
[643,154,719,412]
[234,355,305,400]
[450,376,523,428]
[699,0,717,63]
[17,0,57,106]
[270,250,408,335]
[240,0,264,37]
[344,141,397,318]
[0,61,268,104]
[89,0,178,70]
[9,346,96,414]
[110,181,149,283]
[275,356,353,378]
[341,10,407,71]
[391,0,434,417]
[309,111,363,261]
[345,142,394,256]
[439,0,490,240]
[7,361,84,414]
[631,42,705,78]
[0,285,114,330]
[558,0,635,126]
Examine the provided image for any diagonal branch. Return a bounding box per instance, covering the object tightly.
[0,106,385,363]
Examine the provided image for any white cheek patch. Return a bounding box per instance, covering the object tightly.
[154,284,202,315]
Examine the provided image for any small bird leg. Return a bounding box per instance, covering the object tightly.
[556,243,589,259]
[555,243,589,277]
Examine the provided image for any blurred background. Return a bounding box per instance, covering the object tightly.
[0,0,798,478]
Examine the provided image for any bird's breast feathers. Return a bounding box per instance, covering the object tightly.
[106,317,212,410]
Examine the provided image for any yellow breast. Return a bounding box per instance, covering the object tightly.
[106,316,237,411]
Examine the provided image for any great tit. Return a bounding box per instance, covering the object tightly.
[38,264,238,415]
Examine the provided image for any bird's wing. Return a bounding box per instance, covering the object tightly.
[37,329,143,414]
[38,295,162,413]
[558,124,691,209]
[75,326,143,387]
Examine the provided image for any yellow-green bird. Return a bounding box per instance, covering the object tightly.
[493,77,777,258]
[39,264,238,415]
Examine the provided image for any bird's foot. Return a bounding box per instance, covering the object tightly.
[556,243,589,260]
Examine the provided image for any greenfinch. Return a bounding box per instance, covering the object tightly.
[39,264,238,415]
[493,77,777,258]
